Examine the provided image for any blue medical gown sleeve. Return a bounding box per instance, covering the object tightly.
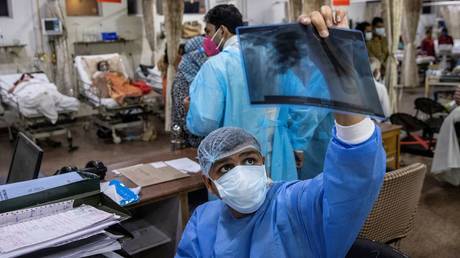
[175,209,200,258]
[286,126,385,258]
[186,60,226,136]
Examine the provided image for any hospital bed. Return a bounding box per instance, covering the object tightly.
[75,53,161,144]
[0,72,78,151]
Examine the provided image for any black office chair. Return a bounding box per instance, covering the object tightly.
[390,113,435,157]
[414,97,448,134]
[346,239,409,258]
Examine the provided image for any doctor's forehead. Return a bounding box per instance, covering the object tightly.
[213,149,262,165]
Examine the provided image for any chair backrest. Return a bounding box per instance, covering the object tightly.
[358,163,426,243]
[346,239,409,258]
[390,113,428,133]
[414,97,448,117]
[455,122,460,139]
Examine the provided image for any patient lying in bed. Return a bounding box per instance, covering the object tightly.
[92,60,143,105]
[7,73,80,124]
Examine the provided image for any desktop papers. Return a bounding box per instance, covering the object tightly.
[118,164,189,187]
[164,158,201,173]
[0,203,120,257]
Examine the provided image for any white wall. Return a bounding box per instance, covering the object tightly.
[246,0,275,25]
[0,0,206,76]
[1,0,449,77]
[0,0,39,73]
[347,2,367,24]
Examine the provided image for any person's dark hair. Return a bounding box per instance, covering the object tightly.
[204,4,243,34]
[163,44,168,65]
[425,27,432,35]
[355,21,371,35]
[14,73,34,86]
[178,43,186,56]
[96,60,110,71]
[372,17,383,27]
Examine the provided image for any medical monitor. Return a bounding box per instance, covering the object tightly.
[7,133,43,184]
[237,23,385,119]
[42,18,63,36]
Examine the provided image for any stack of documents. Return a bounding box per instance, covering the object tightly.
[0,200,122,257]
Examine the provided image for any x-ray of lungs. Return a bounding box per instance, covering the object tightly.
[237,23,385,119]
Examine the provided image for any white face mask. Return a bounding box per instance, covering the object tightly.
[212,165,269,214]
[375,28,385,37]
[365,32,373,41]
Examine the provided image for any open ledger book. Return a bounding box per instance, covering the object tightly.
[0,200,122,257]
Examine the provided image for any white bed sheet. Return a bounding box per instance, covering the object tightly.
[0,73,80,122]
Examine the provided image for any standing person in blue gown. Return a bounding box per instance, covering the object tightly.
[186,4,332,181]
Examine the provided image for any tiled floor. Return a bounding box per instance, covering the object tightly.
[0,87,459,257]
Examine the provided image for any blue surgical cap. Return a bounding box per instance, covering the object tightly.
[198,127,261,177]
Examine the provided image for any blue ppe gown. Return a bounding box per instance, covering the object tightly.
[276,68,334,180]
[175,127,385,258]
[186,38,331,181]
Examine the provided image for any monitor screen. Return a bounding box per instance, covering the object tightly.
[237,23,384,118]
[7,133,43,184]
[42,18,62,35]
[44,20,58,31]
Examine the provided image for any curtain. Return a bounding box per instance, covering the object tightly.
[440,6,460,39]
[163,0,184,131]
[303,0,322,15]
[382,0,403,113]
[364,2,382,22]
[47,0,73,95]
[401,0,422,88]
[142,0,156,65]
[288,0,326,22]
[288,0,302,22]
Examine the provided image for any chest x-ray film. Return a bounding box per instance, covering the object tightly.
[236,23,385,118]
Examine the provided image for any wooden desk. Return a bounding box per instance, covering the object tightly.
[425,76,460,97]
[379,123,402,170]
[106,148,204,257]
[106,148,204,226]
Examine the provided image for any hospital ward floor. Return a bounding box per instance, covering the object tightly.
[0,88,459,258]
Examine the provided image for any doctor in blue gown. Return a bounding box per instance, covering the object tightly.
[176,7,386,258]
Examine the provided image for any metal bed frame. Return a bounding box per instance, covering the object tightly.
[76,78,160,144]
[0,83,78,152]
